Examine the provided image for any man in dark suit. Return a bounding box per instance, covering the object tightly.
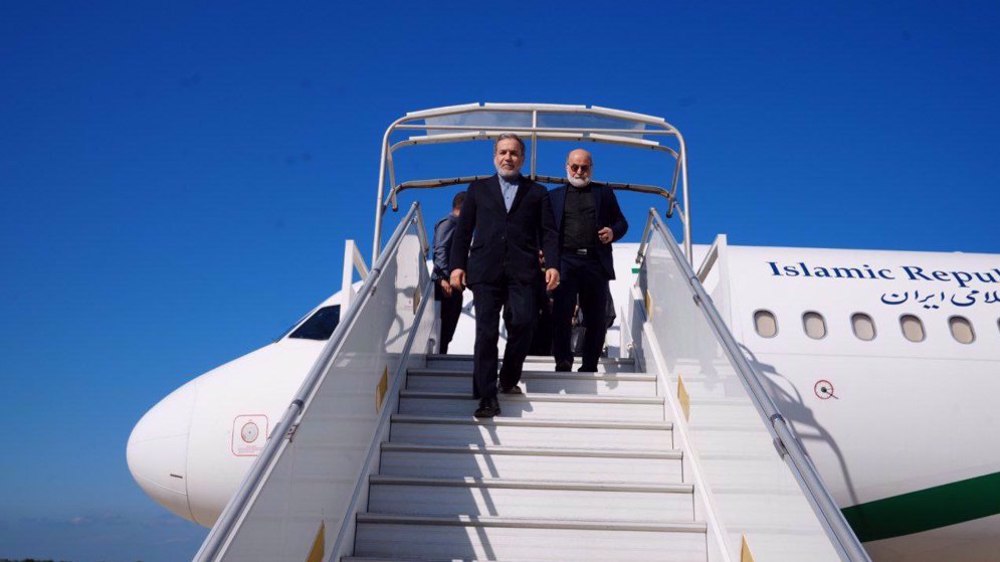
[549,149,628,372]
[450,134,561,417]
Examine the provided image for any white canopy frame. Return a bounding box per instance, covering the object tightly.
[372,103,692,263]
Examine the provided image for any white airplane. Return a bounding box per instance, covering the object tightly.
[127,104,1000,561]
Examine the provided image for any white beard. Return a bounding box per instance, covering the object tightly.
[568,176,590,188]
[496,164,520,179]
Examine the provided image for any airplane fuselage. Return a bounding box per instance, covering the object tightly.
[128,241,1000,561]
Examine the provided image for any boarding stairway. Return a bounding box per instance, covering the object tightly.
[194,204,870,562]
[345,354,703,561]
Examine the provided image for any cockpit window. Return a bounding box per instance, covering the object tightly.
[288,305,341,341]
[802,311,827,340]
[851,313,877,341]
[754,310,778,338]
[900,314,925,343]
[949,316,975,344]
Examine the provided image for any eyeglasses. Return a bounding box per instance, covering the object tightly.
[567,164,591,173]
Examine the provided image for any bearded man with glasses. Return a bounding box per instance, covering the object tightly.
[548,149,628,372]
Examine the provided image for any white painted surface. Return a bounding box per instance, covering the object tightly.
[350,341,706,559]
[353,516,708,561]
[378,443,684,483]
[367,477,695,521]
[397,391,666,421]
[639,230,843,561]
[405,368,657,396]
[204,225,433,561]
[388,416,674,450]
[720,245,1000,559]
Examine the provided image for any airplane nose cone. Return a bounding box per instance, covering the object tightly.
[127,381,198,522]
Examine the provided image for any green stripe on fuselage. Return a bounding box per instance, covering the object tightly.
[842,471,1000,542]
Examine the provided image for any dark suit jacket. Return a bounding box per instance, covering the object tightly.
[549,183,628,279]
[450,175,560,286]
[432,214,458,281]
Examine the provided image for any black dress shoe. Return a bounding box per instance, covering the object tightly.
[555,360,572,372]
[578,364,598,373]
[474,397,501,418]
[500,384,523,394]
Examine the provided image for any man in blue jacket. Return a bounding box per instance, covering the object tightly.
[549,149,628,372]
[450,134,560,417]
[431,191,465,354]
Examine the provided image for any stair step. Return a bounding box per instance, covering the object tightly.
[347,557,697,562]
[426,355,635,374]
[344,559,526,562]
[397,391,665,422]
[379,443,683,483]
[407,369,657,396]
[368,475,694,521]
[345,350,706,561]
[388,415,673,450]
[353,514,707,561]
[428,354,636,364]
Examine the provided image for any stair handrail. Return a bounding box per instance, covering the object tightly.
[639,209,872,562]
[195,202,429,562]
[382,174,676,216]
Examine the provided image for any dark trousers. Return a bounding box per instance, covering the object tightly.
[435,282,463,354]
[471,280,537,399]
[553,253,609,371]
[527,281,554,356]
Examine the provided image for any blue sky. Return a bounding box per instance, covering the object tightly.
[1,1,998,560]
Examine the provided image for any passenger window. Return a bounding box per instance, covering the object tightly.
[949,316,975,344]
[900,314,925,342]
[802,311,827,339]
[754,310,778,338]
[851,313,877,341]
[289,305,341,341]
